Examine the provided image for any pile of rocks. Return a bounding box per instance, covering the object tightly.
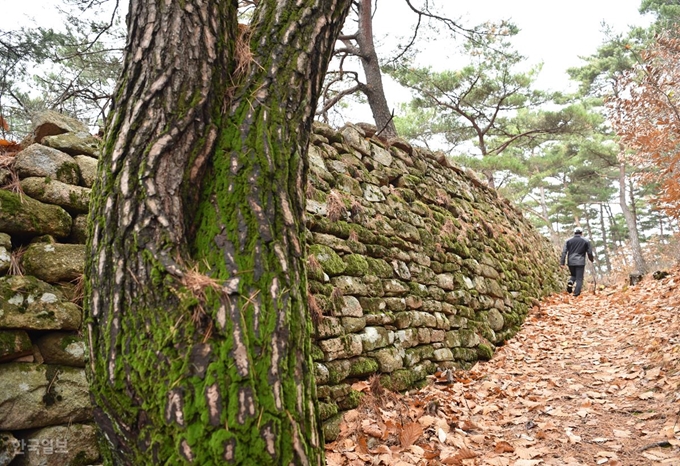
[0,111,100,466]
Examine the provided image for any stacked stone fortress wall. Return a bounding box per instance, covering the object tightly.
[0,113,561,462]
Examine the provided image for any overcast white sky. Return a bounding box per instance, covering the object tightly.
[3,0,654,120]
[373,0,653,92]
[5,0,652,89]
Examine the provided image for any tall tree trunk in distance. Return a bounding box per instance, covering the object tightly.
[584,214,601,276]
[356,0,398,139]
[628,177,639,225]
[599,202,612,273]
[85,0,352,464]
[604,204,623,249]
[539,184,560,247]
[619,162,648,274]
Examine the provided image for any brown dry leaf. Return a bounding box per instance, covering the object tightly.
[361,419,383,438]
[638,391,655,400]
[487,459,511,466]
[565,428,582,444]
[399,421,423,448]
[418,415,437,428]
[378,453,392,464]
[351,380,370,392]
[515,446,543,459]
[646,367,662,379]
[422,447,440,459]
[494,441,515,453]
[459,420,478,431]
[325,452,345,466]
[545,407,570,417]
[576,408,591,418]
[374,444,391,455]
[469,434,485,444]
[356,435,369,454]
[613,429,631,438]
[482,404,500,415]
[441,447,477,464]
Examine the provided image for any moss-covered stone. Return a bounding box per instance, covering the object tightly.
[0,330,33,362]
[337,389,363,410]
[341,316,366,333]
[21,177,91,214]
[311,344,325,362]
[309,244,346,276]
[404,345,434,366]
[369,346,404,373]
[13,143,81,184]
[0,190,72,239]
[318,402,339,421]
[451,347,479,362]
[318,335,363,361]
[366,257,393,278]
[325,359,351,384]
[358,297,386,313]
[477,343,494,361]
[34,332,85,367]
[347,356,379,377]
[315,316,345,339]
[309,281,334,296]
[0,275,81,331]
[379,362,434,392]
[14,423,100,466]
[331,276,369,296]
[3,115,566,451]
[0,363,91,430]
[21,242,85,283]
[359,326,391,352]
[322,414,344,443]
[343,254,369,276]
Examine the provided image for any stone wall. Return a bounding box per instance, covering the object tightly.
[0,111,99,465]
[0,113,561,461]
[305,123,561,438]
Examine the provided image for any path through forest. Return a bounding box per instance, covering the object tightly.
[326,268,680,465]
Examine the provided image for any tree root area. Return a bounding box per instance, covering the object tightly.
[326,269,680,465]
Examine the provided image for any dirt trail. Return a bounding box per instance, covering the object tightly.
[326,270,680,465]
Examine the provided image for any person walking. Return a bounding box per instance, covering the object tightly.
[560,227,594,297]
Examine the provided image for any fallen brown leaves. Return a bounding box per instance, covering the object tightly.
[326,268,680,465]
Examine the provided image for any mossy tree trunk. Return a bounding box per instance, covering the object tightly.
[85,0,351,464]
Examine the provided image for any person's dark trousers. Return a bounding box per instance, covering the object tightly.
[568,265,586,296]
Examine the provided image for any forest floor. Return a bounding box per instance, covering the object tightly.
[325,267,680,465]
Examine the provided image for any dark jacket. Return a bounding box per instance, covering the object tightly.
[560,234,594,266]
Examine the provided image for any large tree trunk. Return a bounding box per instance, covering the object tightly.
[356,0,398,139]
[85,1,351,464]
[619,162,648,274]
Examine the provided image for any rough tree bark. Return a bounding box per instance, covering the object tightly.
[355,0,397,138]
[618,162,648,274]
[85,0,351,464]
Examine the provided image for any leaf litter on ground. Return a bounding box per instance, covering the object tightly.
[326,267,680,465]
